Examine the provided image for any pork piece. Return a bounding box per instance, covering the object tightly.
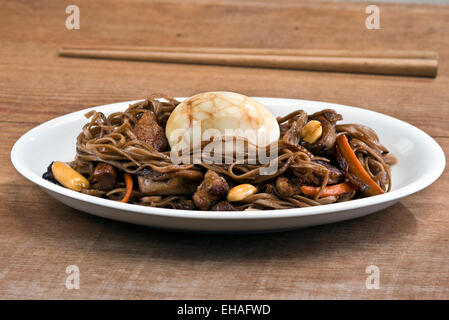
[193,170,229,210]
[133,111,168,151]
[93,163,117,190]
[312,161,344,185]
[276,162,343,197]
[137,169,203,195]
[294,162,343,186]
[276,176,299,197]
[211,201,236,211]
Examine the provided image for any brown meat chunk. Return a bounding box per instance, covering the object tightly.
[211,201,236,211]
[193,170,229,210]
[133,111,168,151]
[137,169,203,195]
[93,163,117,190]
[292,163,343,187]
[312,161,344,185]
[276,163,343,197]
[276,176,298,197]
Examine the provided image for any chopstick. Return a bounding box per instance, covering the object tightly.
[59,46,438,78]
[61,46,438,59]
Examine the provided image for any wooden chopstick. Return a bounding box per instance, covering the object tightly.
[59,47,438,78]
[61,46,438,60]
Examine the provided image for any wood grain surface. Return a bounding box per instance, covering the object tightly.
[0,0,448,299]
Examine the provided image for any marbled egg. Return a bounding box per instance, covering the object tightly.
[165,92,280,149]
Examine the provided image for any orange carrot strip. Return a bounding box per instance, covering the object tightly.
[120,173,133,203]
[300,182,356,198]
[336,134,384,196]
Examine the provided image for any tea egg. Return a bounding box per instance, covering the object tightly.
[165,92,280,149]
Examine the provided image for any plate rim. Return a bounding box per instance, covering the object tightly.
[10,97,446,220]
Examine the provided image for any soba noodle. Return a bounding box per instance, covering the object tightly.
[45,94,396,210]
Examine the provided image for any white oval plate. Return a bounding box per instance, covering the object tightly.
[11,98,445,232]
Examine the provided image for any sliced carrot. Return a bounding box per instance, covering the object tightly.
[336,134,384,196]
[120,173,133,203]
[300,182,356,198]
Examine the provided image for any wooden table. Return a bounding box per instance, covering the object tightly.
[1,0,448,300]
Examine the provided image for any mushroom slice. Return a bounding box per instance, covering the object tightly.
[137,169,203,195]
